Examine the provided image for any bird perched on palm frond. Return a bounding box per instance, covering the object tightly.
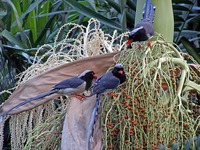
[87,64,126,150]
[127,0,156,48]
[0,70,98,118]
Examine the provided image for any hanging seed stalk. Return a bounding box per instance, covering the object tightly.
[1,19,199,149]
[101,35,200,149]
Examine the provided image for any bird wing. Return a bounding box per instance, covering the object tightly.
[53,76,84,89]
[92,72,120,95]
[136,21,154,36]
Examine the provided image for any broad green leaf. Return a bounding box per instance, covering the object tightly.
[174,0,197,43]
[187,15,200,23]
[34,11,67,18]
[180,30,200,36]
[2,45,45,56]
[174,15,185,22]
[106,0,135,23]
[173,5,190,11]
[13,0,41,25]
[127,0,136,11]
[9,0,22,33]
[34,1,63,47]
[67,12,80,23]
[172,0,193,4]
[0,30,27,48]
[64,0,122,31]
[37,1,50,35]
[85,0,97,12]
[180,37,200,64]
[0,10,7,17]
[192,6,200,11]
[21,0,39,43]
[120,0,127,32]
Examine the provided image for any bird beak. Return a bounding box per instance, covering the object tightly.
[93,73,98,79]
[126,39,133,45]
[118,70,123,74]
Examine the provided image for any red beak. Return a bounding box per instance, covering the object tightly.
[93,73,98,79]
[118,70,123,74]
[126,39,133,45]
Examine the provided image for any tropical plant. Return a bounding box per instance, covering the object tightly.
[173,0,200,63]
[64,0,200,61]
[0,0,199,149]
[0,0,65,101]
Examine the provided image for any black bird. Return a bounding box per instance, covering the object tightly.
[87,64,126,150]
[127,0,156,47]
[1,70,98,116]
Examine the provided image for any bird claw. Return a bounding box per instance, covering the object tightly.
[72,94,85,101]
[147,41,152,47]
[138,44,142,49]
[108,93,117,97]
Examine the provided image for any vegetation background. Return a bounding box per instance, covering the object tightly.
[0,0,199,149]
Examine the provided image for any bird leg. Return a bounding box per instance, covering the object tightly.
[107,93,117,97]
[147,40,152,47]
[71,94,86,101]
[138,43,142,49]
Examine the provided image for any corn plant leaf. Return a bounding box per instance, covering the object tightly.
[106,0,135,23]
[85,0,97,12]
[34,1,62,47]
[64,0,122,31]
[0,10,7,17]
[0,30,27,48]
[8,0,22,33]
[187,15,200,23]
[37,1,50,37]
[174,15,185,22]
[180,37,200,64]
[127,0,136,11]
[34,11,67,18]
[172,0,193,4]
[173,5,190,11]
[11,0,41,27]
[120,0,127,32]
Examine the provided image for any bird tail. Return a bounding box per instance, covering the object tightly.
[142,0,156,22]
[1,89,58,117]
[86,94,101,150]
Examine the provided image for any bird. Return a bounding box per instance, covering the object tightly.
[1,70,98,117]
[127,0,156,48]
[86,64,126,150]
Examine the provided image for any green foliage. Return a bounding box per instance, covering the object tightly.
[0,0,199,149]
[173,0,200,59]
[0,0,199,120]
[0,0,199,108]
[64,0,200,61]
[0,53,16,103]
[64,0,122,32]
